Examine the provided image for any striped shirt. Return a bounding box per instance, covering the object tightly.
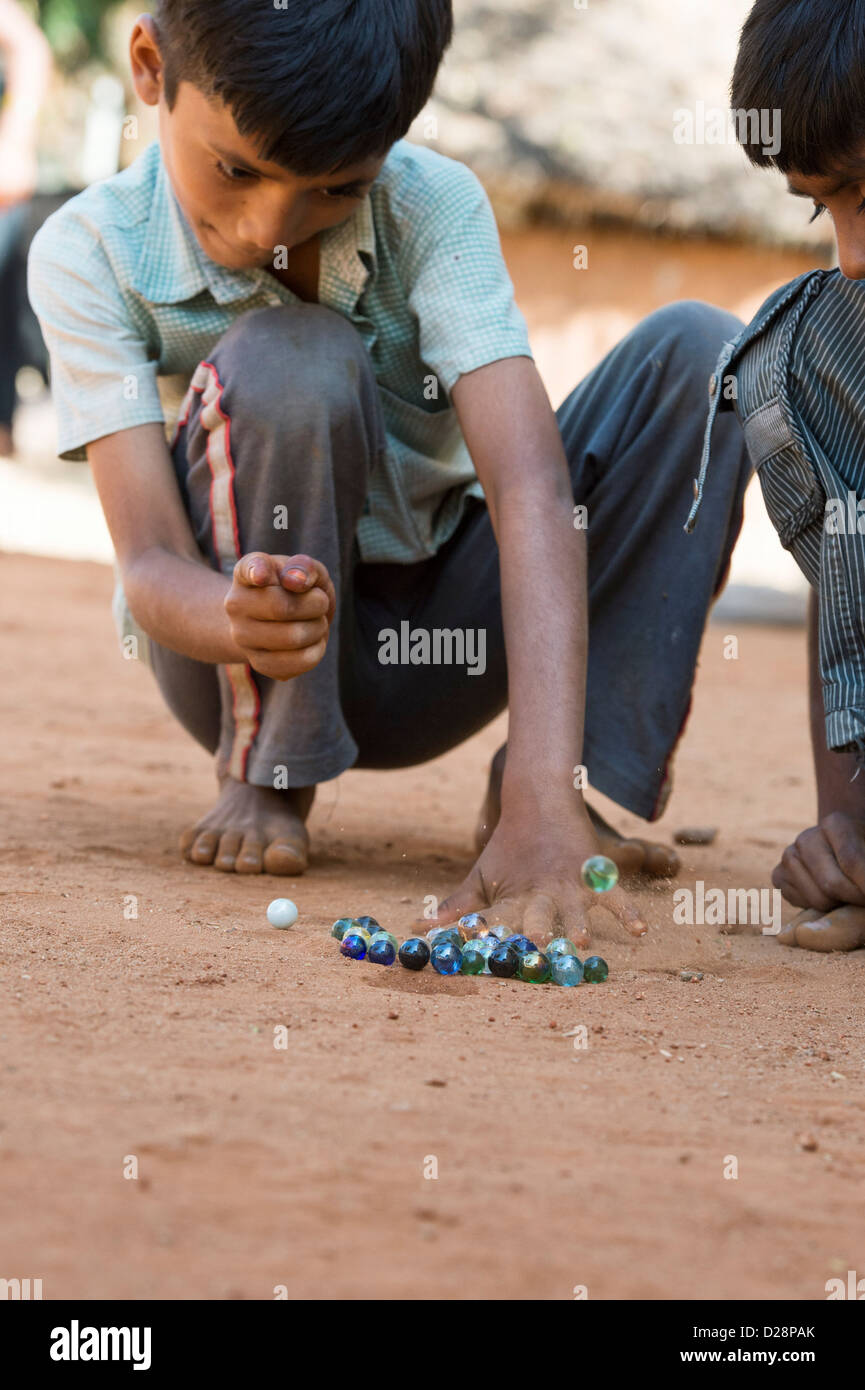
[691,268,865,757]
[27,138,533,564]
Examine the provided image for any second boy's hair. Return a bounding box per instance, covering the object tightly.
[732,0,865,175]
[154,0,453,174]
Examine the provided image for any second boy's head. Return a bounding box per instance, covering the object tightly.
[733,0,865,279]
[130,0,453,270]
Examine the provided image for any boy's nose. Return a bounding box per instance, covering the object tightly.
[236,205,302,256]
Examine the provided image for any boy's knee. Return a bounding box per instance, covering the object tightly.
[642,300,744,379]
[208,303,375,419]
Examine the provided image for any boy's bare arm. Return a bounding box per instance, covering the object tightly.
[88,424,334,678]
[773,590,865,908]
[446,356,646,942]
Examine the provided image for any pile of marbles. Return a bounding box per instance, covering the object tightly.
[332,912,608,987]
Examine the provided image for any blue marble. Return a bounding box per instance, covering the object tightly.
[368,936,397,966]
[547,936,581,960]
[428,926,464,950]
[398,938,430,972]
[355,915,380,933]
[486,925,509,943]
[340,932,367,960]
[430,941,463,976]
[504,934,538,956]
[550,954,584,987]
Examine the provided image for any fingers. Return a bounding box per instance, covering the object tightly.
[244,637,329,682]
[275,555,337,622]
[604,886,648,939]
[234,552,283,589]
[819,813,865,902]
[773,845,838,912]
[521,894,562,947]
[230,616,330,654]
[422,879,487,929]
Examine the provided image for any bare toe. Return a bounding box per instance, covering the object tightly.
[794,904,865,952]
[777,908,822,948]
[188,830,220,865]
[235,834,265,874]
[214,831,243,872]
[262,837,308,876]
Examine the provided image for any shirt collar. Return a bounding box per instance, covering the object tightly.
[132,144,377,309]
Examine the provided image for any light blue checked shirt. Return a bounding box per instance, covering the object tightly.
[28,138,533,564]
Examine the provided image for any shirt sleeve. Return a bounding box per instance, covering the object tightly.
[400,159,533,395]
[27,207,165,461]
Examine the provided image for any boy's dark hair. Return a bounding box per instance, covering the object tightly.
[732,0,865,175]
[154,0,453,174]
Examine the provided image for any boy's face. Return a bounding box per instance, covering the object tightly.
[787,160,865,280]
[131,19,384,271]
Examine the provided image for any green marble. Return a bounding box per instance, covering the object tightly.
[517,951,552,984]
[580,855,619,893]
[331,917,360,941]
[582,955,609,983]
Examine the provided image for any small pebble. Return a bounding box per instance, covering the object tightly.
[798,1133,818,1152]
[674,827,718,846]
[679,969,704,983]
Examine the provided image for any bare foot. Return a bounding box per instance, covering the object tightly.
[778,904,865,952]
[180,775,315,874]
[475,744,680,878]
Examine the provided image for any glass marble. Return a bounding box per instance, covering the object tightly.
[331,917,360,941]
[398,938,430,972]
[518,951,552,984]
[550,955,584,987]
[459,945,487,975]
[431,941,462,976]
[369,930,398,952]
[486,925,509,943]
[340,932,367,960]
[352,927,372,946]
[472,938,497,973]
[459,913,487,937]
[547,937,581,960]
[368,937,397,966]
[266,898,298,929]
[428,926,463,950]
[582,955,610,983]
[504,934,538,956]
[488,945,520,978]
[355,915,380,933]
[580,855,619,893]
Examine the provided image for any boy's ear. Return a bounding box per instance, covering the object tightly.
[129,15,165,108]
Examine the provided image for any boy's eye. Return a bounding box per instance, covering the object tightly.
[809,202,827,223]
[318,185,365,201]
[215,161,254,183]
[857,197,865,216]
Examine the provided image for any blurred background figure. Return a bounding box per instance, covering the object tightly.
[0,0,52,456]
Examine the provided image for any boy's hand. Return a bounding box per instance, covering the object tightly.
[225,551,336,681]
[773,812,865,911]
[428,807,647,948]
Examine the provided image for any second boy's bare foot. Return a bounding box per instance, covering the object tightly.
[180,775,315,874]
[777,904,865,952]
[475,744,680,877]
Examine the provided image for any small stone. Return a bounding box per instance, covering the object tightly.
[266,898,298,929]
[798,1133,818,1151]
[425,1079,447,1087]
[387,1011,399,1020]
[679,969,704,983]
[674,827,718,846]
[580,855,619,893]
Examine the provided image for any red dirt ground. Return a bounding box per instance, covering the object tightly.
[1,552,864,1300]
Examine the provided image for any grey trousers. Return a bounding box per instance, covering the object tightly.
[150,298,751,821]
